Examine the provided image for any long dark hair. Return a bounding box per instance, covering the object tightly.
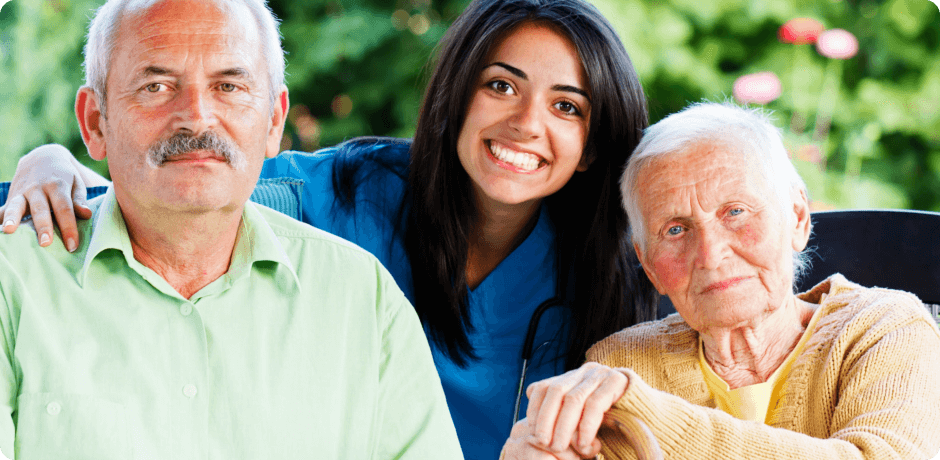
[406,0,659,369]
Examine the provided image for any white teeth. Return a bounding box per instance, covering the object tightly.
[489,142,541,172]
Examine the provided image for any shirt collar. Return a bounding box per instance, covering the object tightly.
[78,188,301,297]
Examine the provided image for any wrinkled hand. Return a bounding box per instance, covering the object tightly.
[524,362,630,458]
[0,144,91,251]
[501,417,587,460]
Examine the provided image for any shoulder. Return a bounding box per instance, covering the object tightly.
[805,274,938,344]
[251,202,380,264]
[262,137,411,178]
[587,314,696,367]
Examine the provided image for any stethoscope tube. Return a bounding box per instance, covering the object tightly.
[511,296,567,427]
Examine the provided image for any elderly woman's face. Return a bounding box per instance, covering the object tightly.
[634,141,811,331]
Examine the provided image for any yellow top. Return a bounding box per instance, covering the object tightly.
[699,303,825,423]
[588,275,940,459]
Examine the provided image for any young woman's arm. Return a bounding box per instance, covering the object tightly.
[0,144,108,251]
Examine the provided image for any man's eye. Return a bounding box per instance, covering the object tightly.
[145,83,163,93]
[667,226,684,236]
[219,83,237,92]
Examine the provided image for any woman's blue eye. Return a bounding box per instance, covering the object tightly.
[729,208,743,216]
[667,226,683,236]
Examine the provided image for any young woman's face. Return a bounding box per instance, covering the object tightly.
[456,23,592,212]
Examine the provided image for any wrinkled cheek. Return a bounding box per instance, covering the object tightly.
[652,255,687,294]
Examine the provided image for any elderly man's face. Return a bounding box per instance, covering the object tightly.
[634,141,811,333]
[76,0,287,215]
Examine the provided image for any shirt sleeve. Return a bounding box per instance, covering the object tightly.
[0,250,18,458]
[371,261,464,460]
[595,316,940,460]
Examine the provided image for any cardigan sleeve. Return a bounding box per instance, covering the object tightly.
[593,310,940,460]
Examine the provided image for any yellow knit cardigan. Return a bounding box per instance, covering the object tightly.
[589,274,940,460]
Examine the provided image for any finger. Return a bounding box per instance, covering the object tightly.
[526,379,550,427]
[548,371,606,452]
[71,174,93,220]
[46,180,80,252]
[1,196,27,234]
[574,371,628,455]
[532,377,582,449]
[25,188,54,247]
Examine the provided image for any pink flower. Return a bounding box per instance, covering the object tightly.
[778,18,824,45]
[816,29,859,59]
[733,72,782,105]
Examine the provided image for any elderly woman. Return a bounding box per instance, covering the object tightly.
[502,102,940,460]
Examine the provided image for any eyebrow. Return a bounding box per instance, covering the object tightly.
[134,66,254,81]
[486,62,591,101]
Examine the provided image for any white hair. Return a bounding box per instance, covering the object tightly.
[620,102,813,281]
[83,0,285,118]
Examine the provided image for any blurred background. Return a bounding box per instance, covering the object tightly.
[0,0,938,210]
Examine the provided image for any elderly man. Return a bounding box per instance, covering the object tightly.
[0,0,461,458]
[502,102,940,460]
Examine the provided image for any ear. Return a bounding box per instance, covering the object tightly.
[265,85,290,159]
[790,187,812,252]
[76,87,107,161]
[634,241,667,295]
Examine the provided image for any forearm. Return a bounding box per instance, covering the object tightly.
[602,331,940,460]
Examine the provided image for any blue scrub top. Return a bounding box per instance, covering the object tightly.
[0,140,571,460]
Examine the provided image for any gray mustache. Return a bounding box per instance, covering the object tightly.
[147,131,246,170]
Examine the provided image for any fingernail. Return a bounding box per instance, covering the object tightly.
[66,238,77,252]
[40,233,51,246]
[2,220,12,230]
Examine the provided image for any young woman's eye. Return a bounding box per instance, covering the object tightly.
[487,80,515,95]
[555,101,581,116]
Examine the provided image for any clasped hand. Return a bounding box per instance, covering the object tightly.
[502,362,629,459]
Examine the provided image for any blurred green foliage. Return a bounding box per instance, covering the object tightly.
[1,0,938,210]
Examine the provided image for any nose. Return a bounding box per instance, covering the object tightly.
[171,85,217,135]
[694,225,730,270]
[506,96,545,139]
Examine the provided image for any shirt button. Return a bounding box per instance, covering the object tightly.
[182,384,198,399]
[46,402,61,415]
[180,304,193,316]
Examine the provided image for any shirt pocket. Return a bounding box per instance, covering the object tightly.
[14,393,130,460]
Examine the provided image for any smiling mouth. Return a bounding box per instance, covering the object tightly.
[700,277,749,294]
[487,140,545,173]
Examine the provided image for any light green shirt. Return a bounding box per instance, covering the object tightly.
[0,189,462,460]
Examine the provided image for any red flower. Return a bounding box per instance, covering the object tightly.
[778,18,824,45]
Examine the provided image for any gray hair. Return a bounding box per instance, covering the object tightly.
[83,0,285,119]
[620,102,813,282]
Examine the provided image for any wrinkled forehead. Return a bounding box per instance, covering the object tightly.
[637,138,771,206]
[117,0,260,58]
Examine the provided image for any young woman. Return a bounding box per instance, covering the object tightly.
[0,0,658,457]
